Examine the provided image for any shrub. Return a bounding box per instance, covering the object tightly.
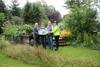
[3,24,32,42]
[60,31,72,37]
[70,33,100,50]
[83,33,93,47]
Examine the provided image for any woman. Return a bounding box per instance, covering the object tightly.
[33,23,39,47]
[38,23,47,49]
[47,21,53,50]
[52,22,60,51]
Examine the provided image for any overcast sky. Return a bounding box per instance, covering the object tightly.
[3,0,69,17]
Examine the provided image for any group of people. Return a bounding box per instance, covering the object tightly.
[33,21,60,51]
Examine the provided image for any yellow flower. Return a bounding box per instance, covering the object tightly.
[60,31,72,37]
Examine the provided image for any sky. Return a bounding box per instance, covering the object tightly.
[3,0,69,17]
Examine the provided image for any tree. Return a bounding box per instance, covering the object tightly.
[39,3,49,23]
[9,0,21,16]
[47,7,61,23]
[31,2,42,23]
[65,0,93,8]
[23,2,31,23]
[0,13,5,24]
[0,12,5,34]
[64,0,98,42]
[23,1,42,24]
[0,0,6,34]
[0,0,6,13]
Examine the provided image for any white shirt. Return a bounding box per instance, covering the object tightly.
[38,28,48,35]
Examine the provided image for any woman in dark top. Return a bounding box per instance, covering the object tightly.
[33,23,39,47]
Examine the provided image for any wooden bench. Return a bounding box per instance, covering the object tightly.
[53,37,67,45]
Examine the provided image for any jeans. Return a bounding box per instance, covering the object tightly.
[41,35,46,49]
[48,35,53,49]
[55,36,59,49]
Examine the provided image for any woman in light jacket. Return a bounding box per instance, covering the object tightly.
[47,21,53,50]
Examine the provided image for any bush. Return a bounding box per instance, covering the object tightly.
[3,24,32,42]
[83,33,93,47]
[70,33,100,50]
[60,31,72,37]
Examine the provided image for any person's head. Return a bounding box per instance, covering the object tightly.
[34,23,38,28]
[41,23,45,28]
[53,23,55,27]
[48,21,52,26]
[53,21,57,26]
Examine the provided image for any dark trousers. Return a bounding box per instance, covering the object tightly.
[34,35,39,47]
[41,35,46,49]
[55,36,59,49]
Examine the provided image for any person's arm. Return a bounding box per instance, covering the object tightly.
[51,26,53,33]
[52,26,57,33]
[33,28,38,35]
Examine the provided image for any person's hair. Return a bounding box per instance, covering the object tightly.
[48,21,51,23]
[34,23,38,28]
[54,21,58,24]
[48,21,52,25]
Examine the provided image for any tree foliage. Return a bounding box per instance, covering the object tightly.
[65,7,97,33]
[0,0,6,13]
[0,12,5,34]
[48,8,61,23]
[65,0,93,8]
[64,0,98,42]
[23,2,42,24]
[9,0,21,16]
[0,13,5,25]
[23,1,61,24]
[3,24,32,42]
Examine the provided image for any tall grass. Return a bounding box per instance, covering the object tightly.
[5,45,99,67]
[0,36,99,67]
[0,36,10,50]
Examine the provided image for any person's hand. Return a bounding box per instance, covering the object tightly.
[48,31,50,34]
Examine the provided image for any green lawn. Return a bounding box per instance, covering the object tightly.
[0,46,100,67]
[58,47,100,64]
[0,52,38,67]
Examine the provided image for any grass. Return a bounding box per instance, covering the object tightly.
[57,46,100,64]
[0,52,38,67]
[0,43,100,67]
